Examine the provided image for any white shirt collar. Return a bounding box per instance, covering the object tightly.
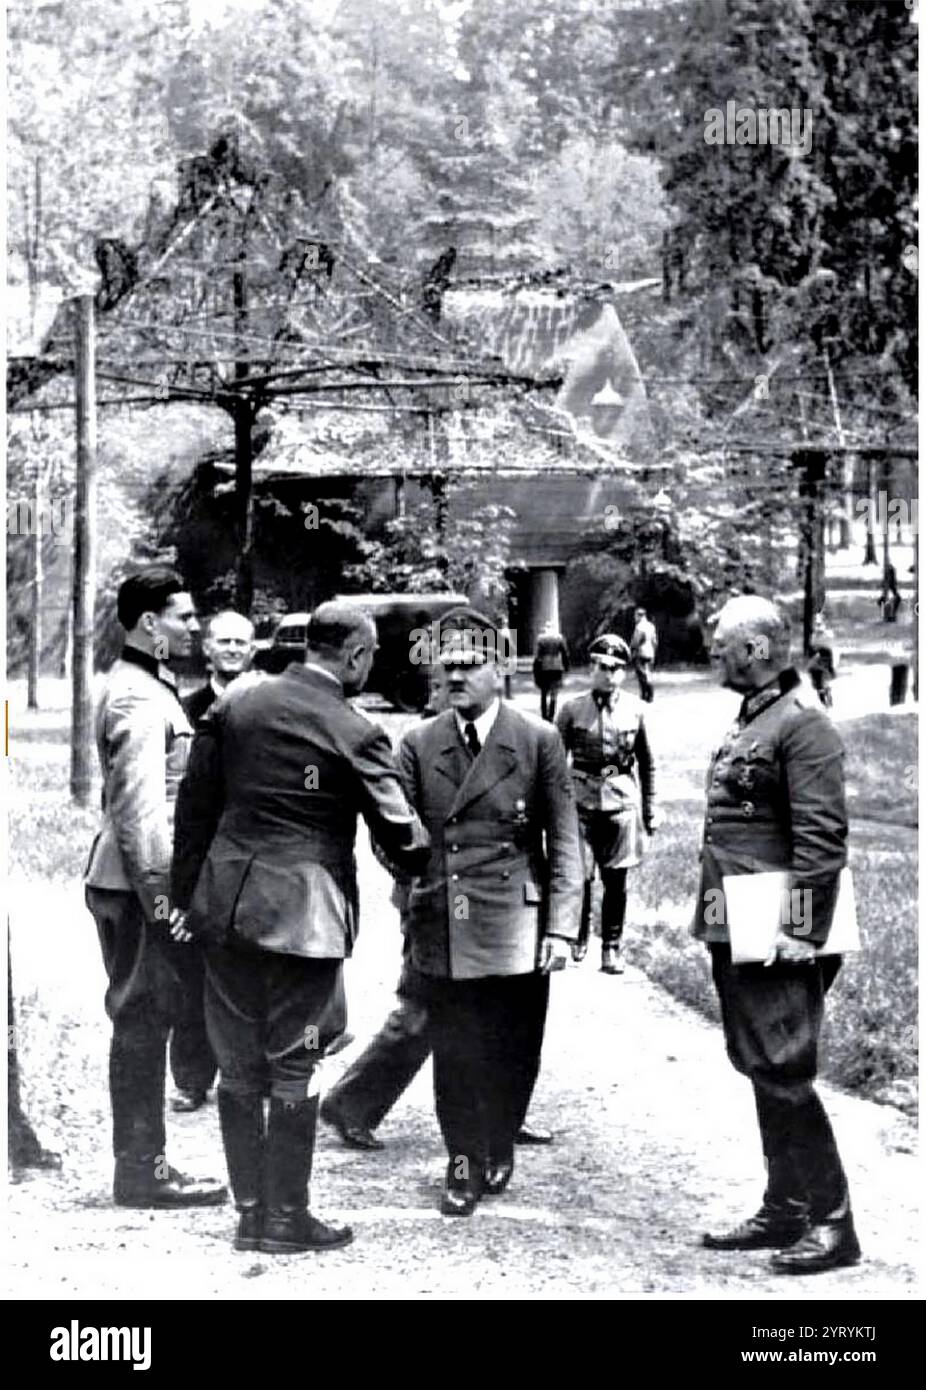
[455,697,500,749]
[210,674,228,700]
[302,660,342,688]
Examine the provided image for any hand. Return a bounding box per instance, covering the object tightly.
[764,928,817,968]
[168,907,193,944]
[538,936,570,974]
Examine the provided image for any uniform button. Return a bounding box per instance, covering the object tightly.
[449,818,457,825]
[451,873,459,881]
[502,871,511,880]
[705,835,712,843]
[706,816,714,824]
[450,844,459,852]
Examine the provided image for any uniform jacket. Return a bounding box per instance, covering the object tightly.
[556,690,655,824]
[84,648,193,921]
[396,704,583,980]
[182,680,218,727]
[171,663,429,959]
[631,618,658,663]
[693,669,848,947]
[532,634,570,677]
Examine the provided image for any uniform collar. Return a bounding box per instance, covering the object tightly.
[121,644,180,696]
[455,697,500,748]
[738,667,800,726]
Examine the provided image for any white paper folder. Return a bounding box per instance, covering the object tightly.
[722,868,860,964]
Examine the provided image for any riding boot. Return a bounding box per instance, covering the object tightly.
[260,1096,352,1254]
[217,1089,265,1251]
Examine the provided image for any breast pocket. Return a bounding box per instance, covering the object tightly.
[731,740,779,798]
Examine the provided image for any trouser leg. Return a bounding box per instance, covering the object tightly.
[88,887,179,1164]
[169,945,218,1097]
[483,974,549,1161]
[600,868,628,947]
[710,945,849,1216]
[429,981,489,1174]
[325,995,431,1130]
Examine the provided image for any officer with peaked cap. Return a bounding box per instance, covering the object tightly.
[555,633,656,974]
[387,606,583,1216]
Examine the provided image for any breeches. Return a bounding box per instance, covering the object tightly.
[168,944,217,1097]
[205,940,346,1104]
[424,971,550,1167]
[87,885,187,1160]
[710,945,848,1214]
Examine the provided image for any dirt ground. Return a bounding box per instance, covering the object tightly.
[4,669,920,1300]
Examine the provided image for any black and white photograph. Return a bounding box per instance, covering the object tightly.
[3,0,920,1330]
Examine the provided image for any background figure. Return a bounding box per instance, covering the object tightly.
[498,620,515,700]
[532,619,570,721]
[171,601,429,1255]
[877,562,902,622]
[630,606,658,703]
[697,595,859,1276]
[83,567,226,1210]
[556,634,655,975]
[806,613,838,710]
[170,610,257,1113]
[393,609,583,1218]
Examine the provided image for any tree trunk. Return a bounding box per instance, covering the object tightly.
[70,294,96,807]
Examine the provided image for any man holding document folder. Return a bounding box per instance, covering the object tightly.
[693,596,860,1276]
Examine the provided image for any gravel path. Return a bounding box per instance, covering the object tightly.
[5,838,919,1301]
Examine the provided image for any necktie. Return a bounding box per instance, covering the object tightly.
[594,693,611,712]
[464,722,481,758]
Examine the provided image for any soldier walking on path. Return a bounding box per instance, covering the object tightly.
[556,635,656,975]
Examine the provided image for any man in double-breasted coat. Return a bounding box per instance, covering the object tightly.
[395,610,583,1216]
[171,601,429,1255]
[696,595,859,1275]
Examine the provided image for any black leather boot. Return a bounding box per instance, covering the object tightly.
[260,1097,353,1254]
[702,1199,808,1250]
[217,1090,265,1251]
[771,1197,861,1274]
[572,885,592,963]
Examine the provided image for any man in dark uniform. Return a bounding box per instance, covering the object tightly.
[171,601,429,1254]
[169,610,257,1113]
[84,567,227,1210]
[556,635,655,975]
[532,620,570,721]
[696,595,860,1275]
[391,610,583,1216]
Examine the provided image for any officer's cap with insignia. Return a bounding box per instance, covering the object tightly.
[588,633,630,670]
[437,606,503,666]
